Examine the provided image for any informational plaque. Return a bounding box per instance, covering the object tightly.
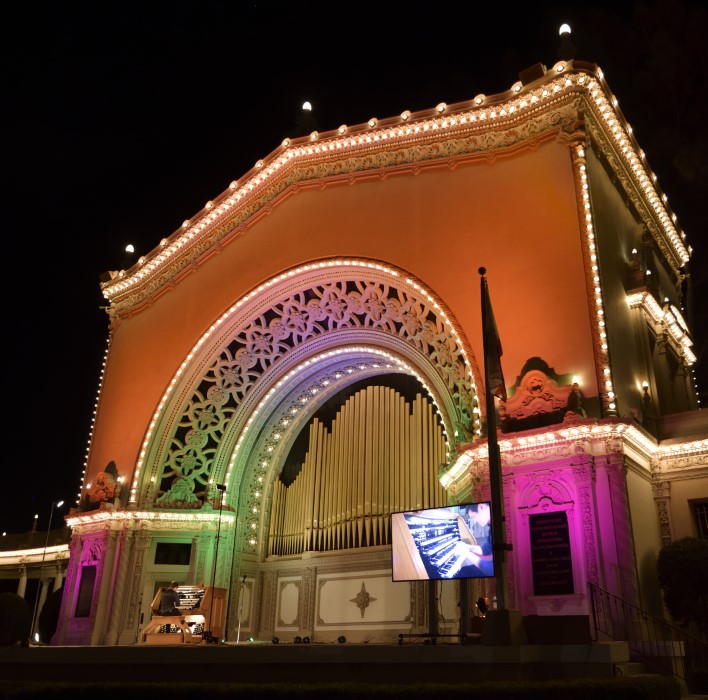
[529,511,574,596]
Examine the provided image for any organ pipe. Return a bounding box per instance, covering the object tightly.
[268,386,449,556]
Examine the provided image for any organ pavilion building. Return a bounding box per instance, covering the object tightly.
[50,59,705,646]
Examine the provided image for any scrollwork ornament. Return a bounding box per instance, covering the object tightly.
[151,272,474,508]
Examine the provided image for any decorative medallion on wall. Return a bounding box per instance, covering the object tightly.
[350,582,376,619]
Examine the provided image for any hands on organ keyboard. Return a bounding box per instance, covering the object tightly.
[452,541,484,568]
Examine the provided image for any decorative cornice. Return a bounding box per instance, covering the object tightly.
[442,417,707,491]
[66,508,236,530]
[627,290,696,365]
[581,93,688,276]
[0,544,69,565]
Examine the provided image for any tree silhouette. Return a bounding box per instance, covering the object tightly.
[657,536,708,638]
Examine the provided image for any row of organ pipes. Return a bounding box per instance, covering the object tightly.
[268,386,449,555]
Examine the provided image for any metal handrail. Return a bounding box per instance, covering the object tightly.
[588,581,707,683]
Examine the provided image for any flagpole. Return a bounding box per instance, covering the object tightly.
[479,267,509,612]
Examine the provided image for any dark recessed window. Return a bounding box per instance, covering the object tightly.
[75,565,96,618]
[155,542,191,565]
[692,501,708,540]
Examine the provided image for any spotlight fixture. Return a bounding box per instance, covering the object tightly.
[303,636,311,644]
[293,636,302,644]
[337,635,347,644]
[272,636,279,645]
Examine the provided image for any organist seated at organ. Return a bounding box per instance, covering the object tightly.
[141,583,224,643]
[454,502,494,578]
[160,581,182,617]
[401,503,494,580]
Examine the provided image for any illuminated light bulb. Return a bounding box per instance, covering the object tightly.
[368,118,377,128]
[436,103,446,113]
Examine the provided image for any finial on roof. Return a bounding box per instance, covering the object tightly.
[557,23,577,60]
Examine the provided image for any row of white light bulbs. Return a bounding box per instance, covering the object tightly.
[107,58,689,310]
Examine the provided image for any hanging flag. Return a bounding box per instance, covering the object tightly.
[479,268,507,402]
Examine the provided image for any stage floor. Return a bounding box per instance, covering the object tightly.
[0,640,630,684]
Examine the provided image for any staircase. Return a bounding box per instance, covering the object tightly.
[588,582,707,695]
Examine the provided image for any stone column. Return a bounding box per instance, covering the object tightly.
[257,570,278,640]
[119,529,151,645]
[675,363,695,411]
[299,566,317,638]
[36,577,50,620]
[604,453,639,607]
[17,565,27,598]
[90,529,119,646]
[53,566,64,592]
[652,479,672,547]
[572,453,600,602]
[104,528,134,645]
[195,530,213,587]
[53,534,82,645]
[652,335,674,415]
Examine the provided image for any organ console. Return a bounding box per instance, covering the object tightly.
[391,508,493,581]
[140,585,227,644]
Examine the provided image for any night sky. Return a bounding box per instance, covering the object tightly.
[4,1,706,534]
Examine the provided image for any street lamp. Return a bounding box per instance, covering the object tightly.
[30,499,64,644]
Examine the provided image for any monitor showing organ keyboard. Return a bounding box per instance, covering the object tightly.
[391,502,495,582]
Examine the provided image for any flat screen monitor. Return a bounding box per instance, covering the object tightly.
[391,502,494,582]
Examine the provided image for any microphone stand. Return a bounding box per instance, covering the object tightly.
[236,575,247,644]
[207,484,225,644]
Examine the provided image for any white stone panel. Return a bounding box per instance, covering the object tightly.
[316,570,409,627]
[276,579,300,628]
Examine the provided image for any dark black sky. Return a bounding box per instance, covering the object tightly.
[4,0,706,534]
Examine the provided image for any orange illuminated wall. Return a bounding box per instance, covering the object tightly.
[86,135,594,495]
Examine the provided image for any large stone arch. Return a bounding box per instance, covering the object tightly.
[131,258,482,556]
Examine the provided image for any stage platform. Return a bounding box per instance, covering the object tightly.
[0,640,631,684]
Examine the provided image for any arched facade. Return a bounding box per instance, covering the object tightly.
[49,61,705,646]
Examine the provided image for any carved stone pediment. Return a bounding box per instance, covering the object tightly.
[500,370,573,433]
